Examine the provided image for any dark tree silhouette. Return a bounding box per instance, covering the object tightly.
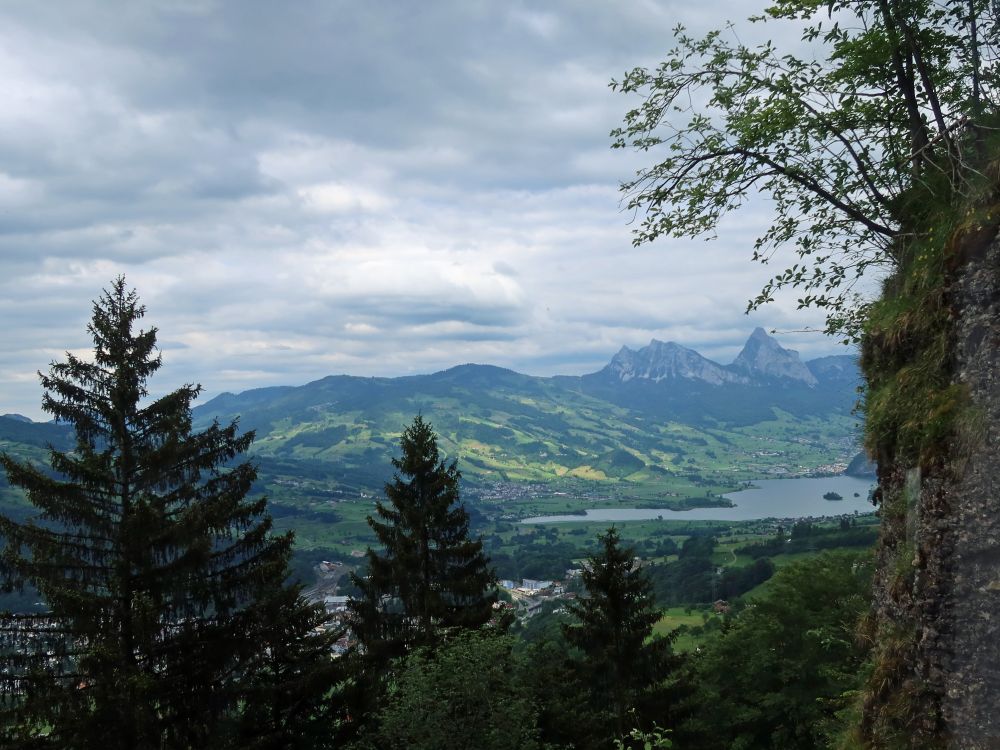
[0,278,340,750]
[563,527,678,744]
[349,415,495,666]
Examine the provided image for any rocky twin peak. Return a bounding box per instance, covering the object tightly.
[604,328,819,387]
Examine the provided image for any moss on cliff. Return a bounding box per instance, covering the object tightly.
[854,157,1000,745]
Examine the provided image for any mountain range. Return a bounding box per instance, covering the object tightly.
[187,329,860,488]
[1,330,862,495]
[602,327,819,386]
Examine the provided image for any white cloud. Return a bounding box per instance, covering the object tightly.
[298,182,392,214]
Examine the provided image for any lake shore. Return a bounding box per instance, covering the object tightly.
[522,475,876,524]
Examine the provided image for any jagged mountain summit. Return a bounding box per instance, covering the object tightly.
[599,328,828,388]
[576,329,857,425]
[730,327,818,386]
[605,340,749,386]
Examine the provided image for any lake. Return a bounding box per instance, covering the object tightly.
[521,475,876,524]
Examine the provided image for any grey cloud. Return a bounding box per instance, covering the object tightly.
[0,0,854,420]
[2,1,690,189]
[492,261,518,277]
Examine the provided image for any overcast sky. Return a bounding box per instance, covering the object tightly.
[0,0,858,420]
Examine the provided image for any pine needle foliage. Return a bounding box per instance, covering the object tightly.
[349,415,496,665]
[563,527,676,744]
[0,278,340,749]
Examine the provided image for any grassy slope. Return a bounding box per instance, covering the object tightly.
[193,365,861,497]
[0,367,864,570]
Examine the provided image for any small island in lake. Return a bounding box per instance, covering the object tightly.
[823,491,844,501]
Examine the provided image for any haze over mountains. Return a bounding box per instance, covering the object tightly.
[0,329,861,493]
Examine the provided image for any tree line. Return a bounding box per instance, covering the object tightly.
[0,280,877,748]
[0,281,679,748]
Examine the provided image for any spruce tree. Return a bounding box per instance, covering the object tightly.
[349,415,495,666]
[0,278,340,749]
[563,527,677,745]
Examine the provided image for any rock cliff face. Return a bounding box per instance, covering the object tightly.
[862,226,1000,747]
[939,232,1000,743]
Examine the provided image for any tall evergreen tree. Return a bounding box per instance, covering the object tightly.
[0,278,340,749]
[563,527,678,746]
[349,415,495,667]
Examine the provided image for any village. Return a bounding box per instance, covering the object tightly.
[301,556,586,656]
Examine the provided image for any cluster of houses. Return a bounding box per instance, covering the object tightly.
[499,574,578,620]
[304,561,355,655]
[304,559,587,652]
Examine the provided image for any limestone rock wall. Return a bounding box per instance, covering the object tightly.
[941,232,1000,746]
[864,231,1000,748]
